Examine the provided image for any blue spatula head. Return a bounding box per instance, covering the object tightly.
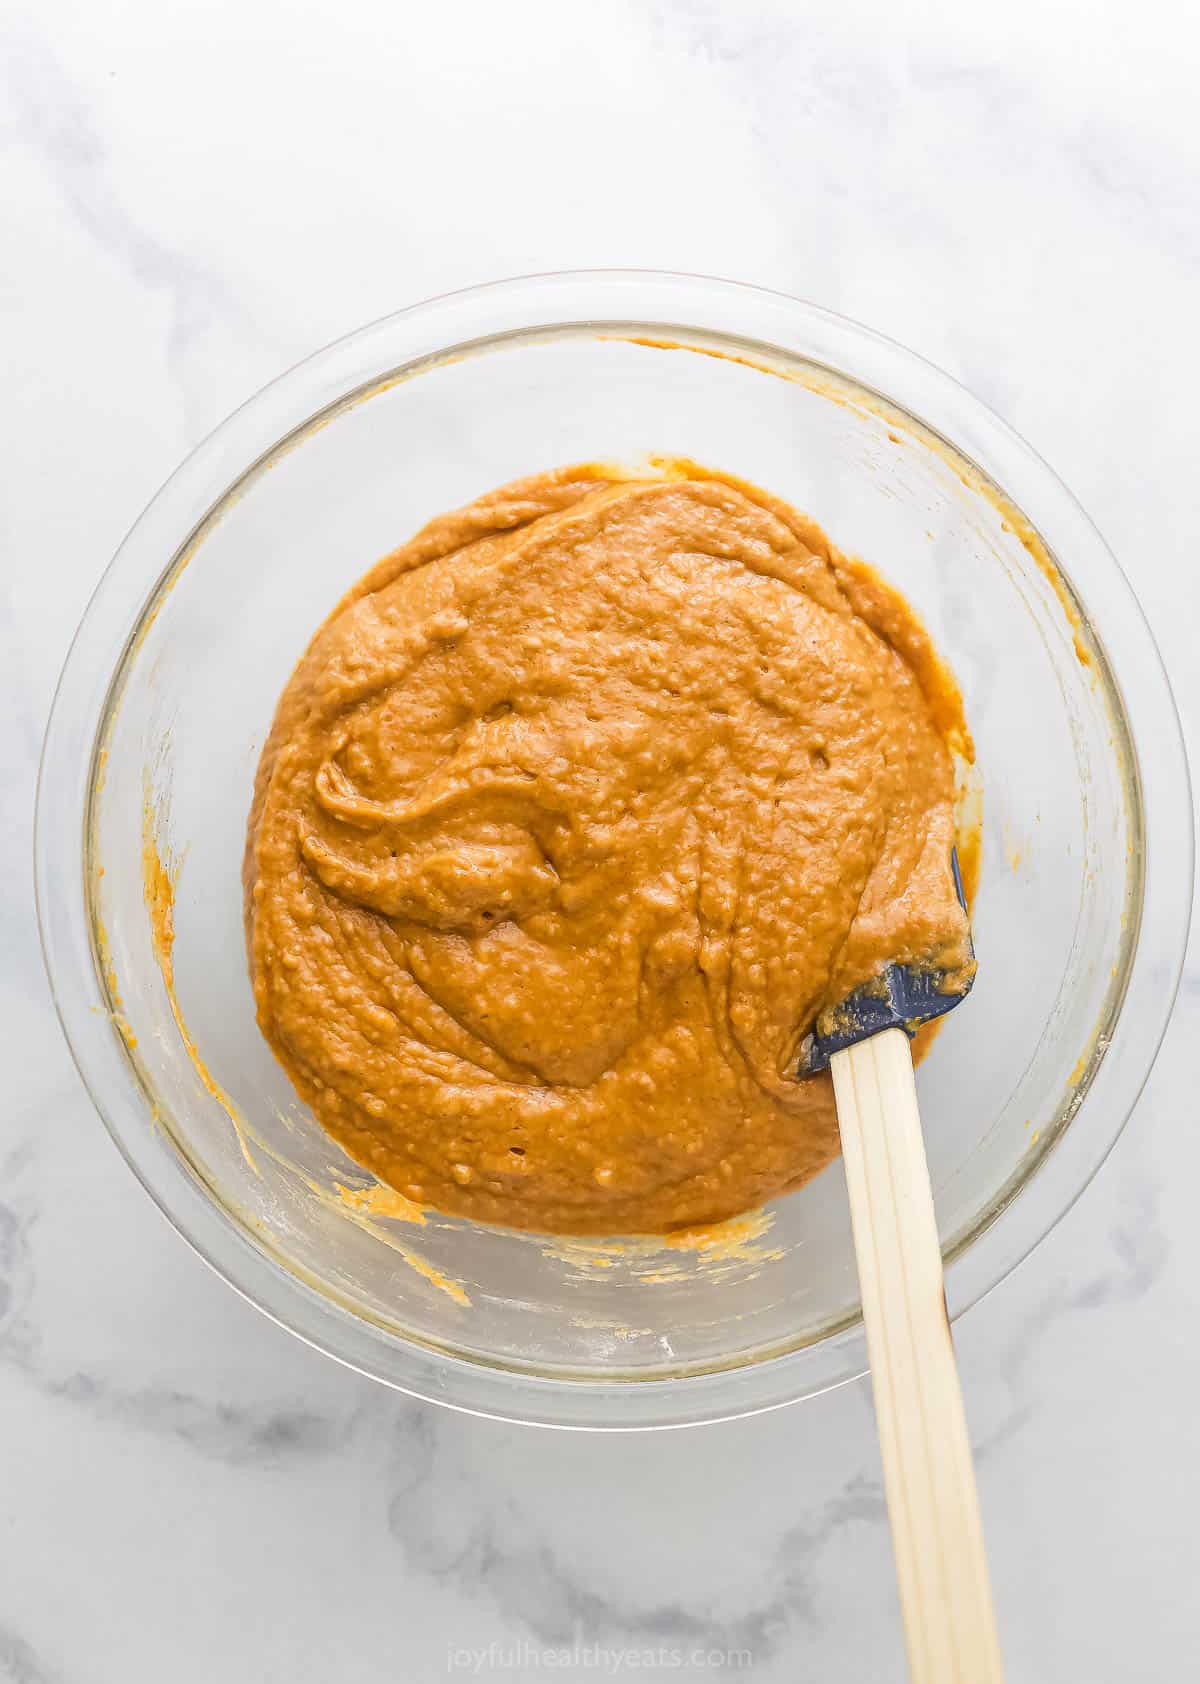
[794,848,975,1077]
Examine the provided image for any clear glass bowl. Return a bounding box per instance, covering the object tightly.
[36,272,1192,1428]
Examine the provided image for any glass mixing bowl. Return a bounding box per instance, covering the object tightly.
[36,272,1192,1428]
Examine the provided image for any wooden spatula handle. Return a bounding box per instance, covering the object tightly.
[832,1027,1005,1684]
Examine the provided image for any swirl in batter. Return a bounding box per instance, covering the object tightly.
[245,462,972,1234]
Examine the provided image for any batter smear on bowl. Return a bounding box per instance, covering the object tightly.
[245,461,973,1235]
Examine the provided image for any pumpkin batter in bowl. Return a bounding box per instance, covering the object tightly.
[245,461,972,1235]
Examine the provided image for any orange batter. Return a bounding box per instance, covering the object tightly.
[245,462,972,1234]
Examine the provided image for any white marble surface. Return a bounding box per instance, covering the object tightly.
[4,0,1198,1677]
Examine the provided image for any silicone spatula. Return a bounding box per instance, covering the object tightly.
[797,854,1003,1684]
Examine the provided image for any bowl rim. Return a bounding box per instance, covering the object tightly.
[35,268,1194,1429]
